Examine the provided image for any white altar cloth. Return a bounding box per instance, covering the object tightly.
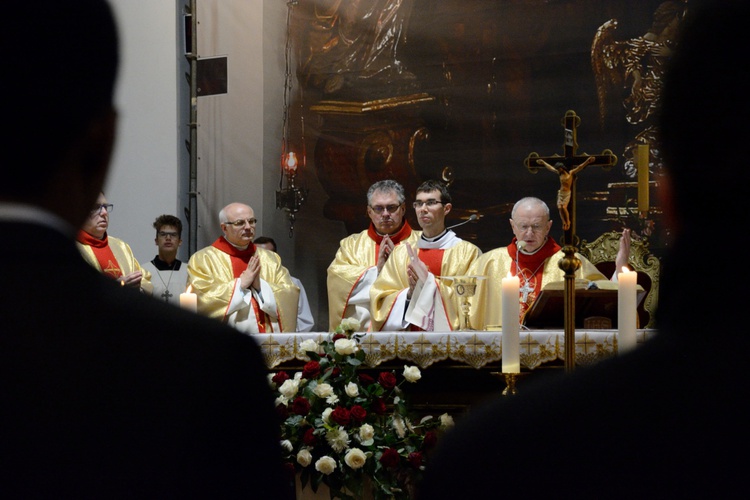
[252,329,657,370]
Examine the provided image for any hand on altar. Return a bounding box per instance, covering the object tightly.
[240,255,261,291]
[377,234,395,273]
[120,270,143,288]
[616,228,631,272]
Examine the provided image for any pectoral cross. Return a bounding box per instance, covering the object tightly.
[523,109,617,245]
[519,280,533,303]
[161,289,173,301]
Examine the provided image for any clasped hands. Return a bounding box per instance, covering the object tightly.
[240,255,261,291]
[376,234,395,273]
[405,243,428,300]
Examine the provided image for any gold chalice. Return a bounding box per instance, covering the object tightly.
[442,275,486,330]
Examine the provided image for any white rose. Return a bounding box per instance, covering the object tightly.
[440,413,455,429]
[344,448,367,470]
[278,379,299,399]
[358,423,375,442]
[340,317,361,332]
[334,338,358,355]
[275,395,288,407]
[345,382,359,398]
[313,383,334,398]
[267,373,277,388]
[403,365,421,383]
[315,456,337,475]
[280,439,293,453]
[299,339,319,354]
[322,407,333,424]
[297,449,312,467]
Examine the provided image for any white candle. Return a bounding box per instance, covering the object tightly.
[618,267,637,354]
[501,274,521,373]
[180,285,198,313]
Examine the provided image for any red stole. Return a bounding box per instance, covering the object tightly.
[417,248,445,277]
[507,237,561,317]
[368,221,413,265]
[211,237,266,333]
[76,230,122,279]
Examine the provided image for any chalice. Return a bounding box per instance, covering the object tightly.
[442,275,486,330]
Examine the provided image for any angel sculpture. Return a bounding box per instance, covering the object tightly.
[591,1,687,179]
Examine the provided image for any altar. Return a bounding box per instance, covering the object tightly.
[253,330,657,413]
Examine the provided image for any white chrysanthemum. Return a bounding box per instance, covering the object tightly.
[315,456,337,475]
[345,382,359,398]
[313,383,334,398]
[403,365,422,383]
[326,427,351,453]
[297,449,312,467]
[392,414,406,438]
[275,395,288,407]
[326,394,339,405]
[344,448,367,469]
[278,379,299,399]
[280,439,293,452]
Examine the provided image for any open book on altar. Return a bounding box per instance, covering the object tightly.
[522,279,645,329]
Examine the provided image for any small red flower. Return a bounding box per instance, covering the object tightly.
[422,430,438,450]
[379,448,400,468]
[302,361,321,379]
[330,406,351,426]
[350,405,367,423]
[302,427,317,446]
[275,403,289,421]
[378,371,397,390]
[282,461,296,480]
[330,366,342,378]
[291,396,311,415]
[408,451,424,469]
[272,371,290,386]
[332,333,347,341]
[371,397,387,415]
[358,373,376,386]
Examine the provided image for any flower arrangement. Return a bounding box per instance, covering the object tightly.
[270,318,453,499]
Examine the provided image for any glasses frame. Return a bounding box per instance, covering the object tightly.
[412,199,444,209]
[91,203,113,215]
[369,203,403,214]
[223,218,258,227]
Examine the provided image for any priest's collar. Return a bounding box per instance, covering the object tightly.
[151,255,183,270]
[419,229,459,249]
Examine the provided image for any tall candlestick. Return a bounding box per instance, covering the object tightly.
[637,143,649,214]
[618,267,637,354]
[502,274,521,373]
[180,285,198,313]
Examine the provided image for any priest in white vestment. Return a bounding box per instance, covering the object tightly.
[187,202,298,334]
[370,180,481,331]
[327,180,421,331]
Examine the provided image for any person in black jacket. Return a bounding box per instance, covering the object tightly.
[0,1,290,497]
[418,1,750,498]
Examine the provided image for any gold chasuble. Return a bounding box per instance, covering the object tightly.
[370,231,481,332]
[76,231,153,294]
[327,222,420,331]
[187,238,298,333]
[468,237,606,329]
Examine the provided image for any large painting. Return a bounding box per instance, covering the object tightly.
[289,0,685,256]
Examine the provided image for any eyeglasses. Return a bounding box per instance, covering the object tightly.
[413,200,443,209]
[369,204,402,214]
[224,218,257,227]
[158,231,179,238]
[90,203,113,215]
[514,222,548,234]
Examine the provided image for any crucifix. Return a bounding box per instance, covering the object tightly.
[523,110,617,373]
[523,109,616,246]
[161,289,173,302]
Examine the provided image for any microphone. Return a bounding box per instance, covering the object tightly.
[446,213,479,230]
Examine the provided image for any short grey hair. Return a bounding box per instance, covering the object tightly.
[511,197,550,219]
[367,179,406,205]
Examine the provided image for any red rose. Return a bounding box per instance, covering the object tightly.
[379,448,400,468]
[291,396,311,415]
[302,361,321,379]
[408,451,424,469]
[350,405,367,423]
[275,403,289,421]
[378,371,397,390]
[332,333,347,341]
[371,397,387,415]
[422,430,438,450]
[358,373,376,386]
[302,427,317,446]
[272,371,290,386]
[282,461,296,480]
[330,406,351,426]
[330,367,342,378]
